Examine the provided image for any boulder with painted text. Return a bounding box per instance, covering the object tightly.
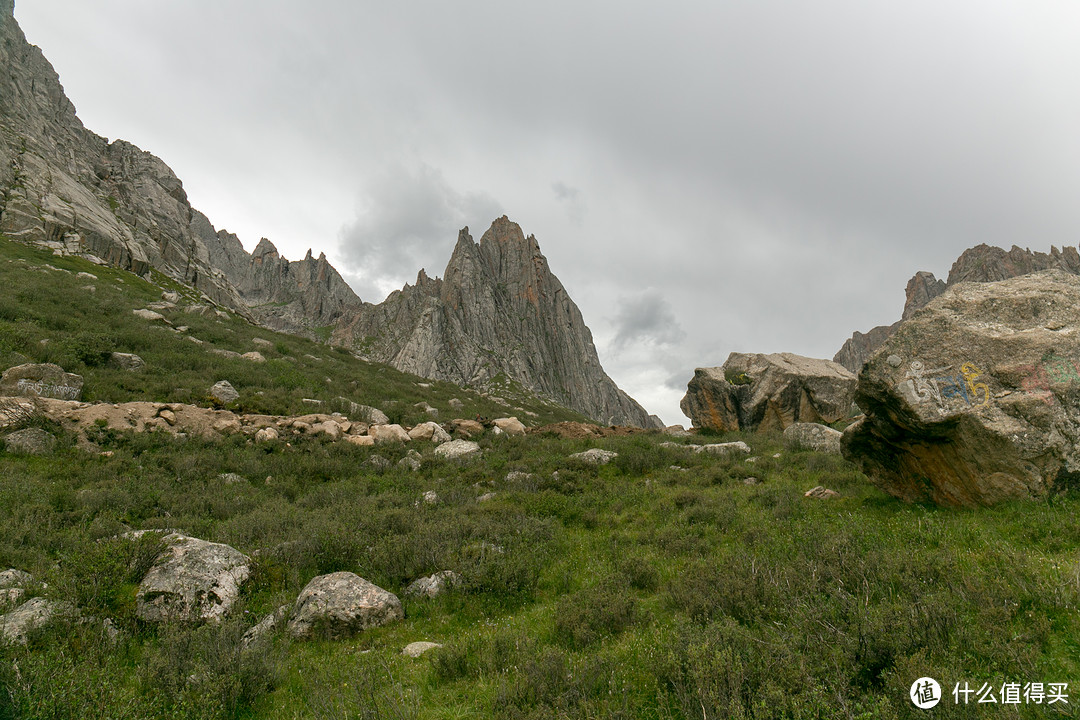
[842,270,1080,506]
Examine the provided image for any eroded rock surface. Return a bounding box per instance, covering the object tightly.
[286,572,403,640]
[135,533,251,623]
[681,353,855,432]
[843,270,1080,506]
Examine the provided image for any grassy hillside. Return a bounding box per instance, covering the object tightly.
[0,237,587,426]
[1,238,1079,719]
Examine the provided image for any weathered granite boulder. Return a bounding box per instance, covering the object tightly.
[492,417,526,437]
[569,448,618,465]
[0,598,76,645]
[109,352,145,370]
[434,439,481,459]
[681,353,856,432]
[0,398,38,431]
[404,570,462,599]
[3,427,57,455]
[286,572,403,640]
[451,418,485,438]
[783,422,843,454]
[0,363,83,400]
[843,270,1080,506]
[135,533,251,623]
[370,424,411,444]
[208,381,239,404]
[408,421,451,442]
[241,604,290,650]
[402,641,442,657]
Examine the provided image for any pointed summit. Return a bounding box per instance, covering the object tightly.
[334,217,655,427]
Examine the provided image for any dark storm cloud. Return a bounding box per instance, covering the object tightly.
[17,0,1080,423]
[337,164,501,302]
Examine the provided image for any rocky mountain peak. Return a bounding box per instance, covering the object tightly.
[252,238,279,259]
[901,271,946,319]
[333,217,656,427]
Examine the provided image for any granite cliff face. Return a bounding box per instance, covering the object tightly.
[0,6,358,334]
[334,218,655,427]
[834,244,1080,372]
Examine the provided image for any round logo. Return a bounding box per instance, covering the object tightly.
[910,677,942,709]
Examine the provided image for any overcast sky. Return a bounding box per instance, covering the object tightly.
[17,1,1080,424]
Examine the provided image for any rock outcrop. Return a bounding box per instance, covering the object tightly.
[783,422,842,454]
[842,270,1080,507]
[835,245,1080,372]
[333,218,653,427]
[0,363,82,400]
[681,353,856,432]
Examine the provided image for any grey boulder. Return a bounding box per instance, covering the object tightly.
[208,381,239,404]
[783,422,843,454]
[3,427,56,455]
[0,363,83,400]
[135,533,251,623]
[286,572,403,640]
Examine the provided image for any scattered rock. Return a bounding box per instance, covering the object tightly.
[681,353,856,432]
[804,486,840,499]
[108,352,145,370]
[310,420,342,441]
[402,641,443,658]
[843,270,1080,506]
[3,427,56,455]
[448,398,464,410]
[208,381,239,405]
[492,417,526,436]
[369,424,411,444]
[783,422,843,454]
[743,477,761,485]
[286,572,403,640]
[451,419,485,438]
[419,490,438,504]
[161,290,181,303]
[0,598,76,645]
[135,533,251,624]
[344,435,375,447]
[696,441,752,456]
[505,471,534,484]
[0,570,32,589]
[241,605,290,650]
[0,398,38,431]
[132,309,166,322]
[408,421,451,442]
[404,570,462,599]
[255,427,279,442]
[241,351,266,363]
[434,439,481,459]
[399,451,422,472]
[662,424,692,437]
[0,362,83,400]
[569,448,618,465]
[218,473,245,485]
[345,403,390,425]
[252,337,273,348]
[477,492,497,502]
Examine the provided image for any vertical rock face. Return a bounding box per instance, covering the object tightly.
[843,271,1080,507]
[834,244,1080,372]
[0,9,358,333]
[335,217,654,427]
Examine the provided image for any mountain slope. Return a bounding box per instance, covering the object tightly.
[335,218,655,427]
[0,5,359,336]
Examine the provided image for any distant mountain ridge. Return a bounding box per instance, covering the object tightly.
[0,5,653,426]
[834,244,1080,371]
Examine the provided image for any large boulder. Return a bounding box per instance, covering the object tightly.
[135,533,251,623]
[492,417,526,436]
[108,352,145,370]
[286,572,403,640]
[0,363,83,400]
[681,353,856,433]
[408,421,451,442]
[404,570,462,599]
[843,270,1080,507]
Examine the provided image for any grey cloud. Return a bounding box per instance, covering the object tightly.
[337,163,502,301]
[610,290,686,350]
[552,181,586,224]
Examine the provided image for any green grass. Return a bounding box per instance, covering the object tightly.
[0,237,586,426]
[1,237,1079,719]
